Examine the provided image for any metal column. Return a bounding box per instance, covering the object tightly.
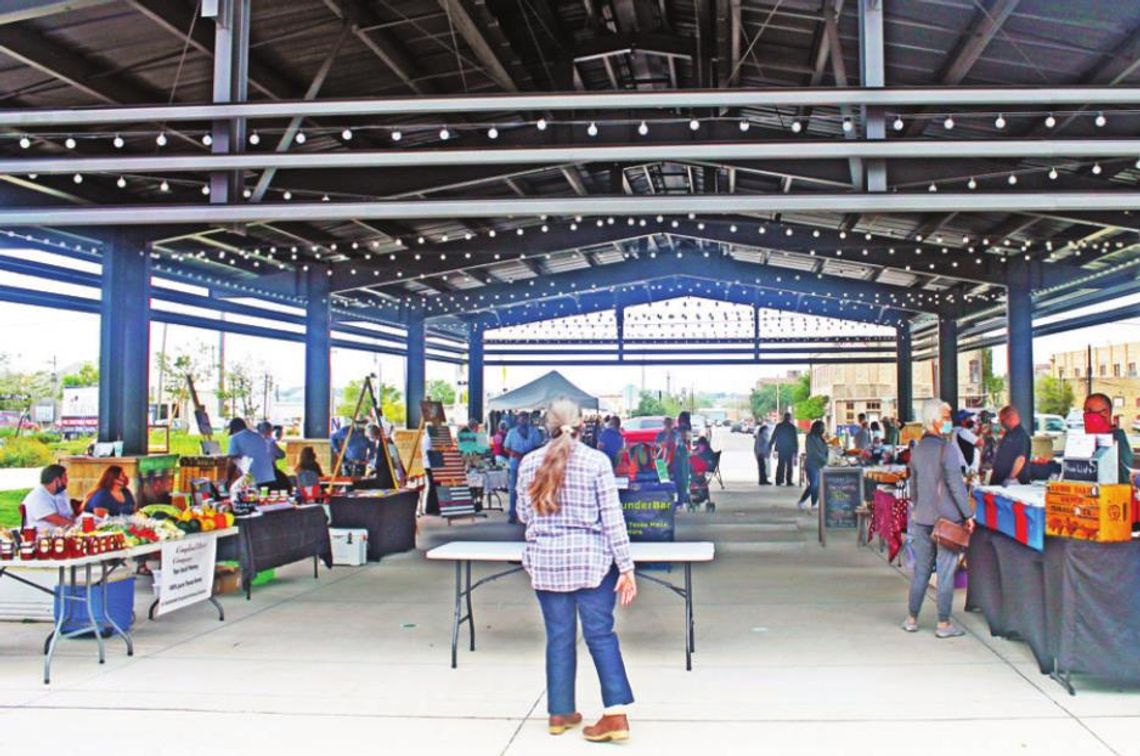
[206,0,249,203]
[98,235,150,455]
[1007,260,1035,423]
[896,323,913,421]
[303,265,331,439]
[938,314,959,413]
[615,305,625,362]
[405,311,426,429]
[466,325,484,423]
[754,307,761,362]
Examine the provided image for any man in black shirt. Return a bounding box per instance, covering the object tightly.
[1082,393,1135,484]
[990,406,1030,485]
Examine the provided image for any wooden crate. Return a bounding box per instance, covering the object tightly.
[177,456,229,493]
[1045,481,1133,543]
[285,439,332,473]
[61,454,179,509]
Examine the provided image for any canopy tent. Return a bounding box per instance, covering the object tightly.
[488,371,599,412]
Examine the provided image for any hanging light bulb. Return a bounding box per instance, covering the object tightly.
[439,127,450,140]
[295,131,306,144]
[116,176,126,188]
[638,120,649,136]
[64,137,76,149]
[341,128,353,141]
[112,134,124,149]
[1048,166,1059,180]
[892,116,904,131]
[1092,162,1103,174]
[689,118,700,131]
[842,118,853,133]
[739,119,750,132]
[967,177,978,190]
[994,113,1006,129]
[249,131,261,145]
[943,116,955,130]
[1007,174,1018,185]
[391,129,402,142]
[201,184,210,196]
[487,125,499,139]
[242,188,252,198]
[1095,112,1107,128]
[72,173,82,184]
[18,135,30,149]
[160,180,171,192]
[155,132,168,147]
[283,190,292,200]
[790,120,802,133]
[201,132,214,147]
[1045,113,1057,129]
[928,182,938,192]
[586,121,599,137]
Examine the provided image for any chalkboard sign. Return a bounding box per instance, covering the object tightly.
[819,466,863,546]
[620,481,675,570]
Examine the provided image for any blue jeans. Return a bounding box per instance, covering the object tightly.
[799,466,821,506]
[908,523,961,623]
[535,567,635,715]
[507,457,521,520]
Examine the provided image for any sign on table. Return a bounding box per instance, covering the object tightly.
[157,537,218,616]
[821,467,863,529]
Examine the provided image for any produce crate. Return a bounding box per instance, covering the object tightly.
[974,489,1046,552]
[1045,481,1132,543]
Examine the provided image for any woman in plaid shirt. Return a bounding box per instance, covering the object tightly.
[517,399,638,743]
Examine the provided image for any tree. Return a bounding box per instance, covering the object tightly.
[0,354,55,412]
[61,362,99,388]
[795,395,830,421]
[336,380,406,424]
[633,391,666,417]
[426,379,457,405]
[980,348,1005,407]
[1036,375,1075,416]
[749,378,801,420]
[157,345,216,421]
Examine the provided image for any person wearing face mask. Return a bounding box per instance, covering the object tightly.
[505,410,544,524]
[1082,392,1134,484]
[23,464,75,531]
[990,406,1031,486]
[902,399,975,638]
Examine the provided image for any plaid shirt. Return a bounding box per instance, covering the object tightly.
[517,441,634,592]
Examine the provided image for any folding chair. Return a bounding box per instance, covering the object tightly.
[710,451,725,490]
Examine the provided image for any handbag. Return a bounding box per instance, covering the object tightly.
[931,517,971,552]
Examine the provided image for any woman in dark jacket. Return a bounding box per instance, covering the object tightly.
[797,421,829,510]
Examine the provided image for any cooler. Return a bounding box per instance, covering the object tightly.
[53,575,135,637]
[329,528,369,566]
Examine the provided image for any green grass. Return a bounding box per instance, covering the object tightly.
[0,488,31,529]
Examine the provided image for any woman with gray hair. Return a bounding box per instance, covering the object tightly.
[517,398,637,743]
[902,398,976,638]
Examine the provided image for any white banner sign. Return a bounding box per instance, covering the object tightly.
[157,536,217,617]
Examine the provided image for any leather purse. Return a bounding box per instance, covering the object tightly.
[931,517,971,552]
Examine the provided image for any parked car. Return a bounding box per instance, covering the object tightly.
[731,422,744,433]
[1034,414,1067,437]
[1065,409,1085,430]
[622,416,667,445]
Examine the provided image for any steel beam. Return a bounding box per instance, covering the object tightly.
[22,138,1140,176]
[7,191,1140,226]
[859,0,886,192]
[0,0,112,23]
[896,322,913,421]
[7,87,1140,127]
[209,0,250,204]
[98,235,150,454]
[938,314,959,413]
[405,310,426,429]
[1006,258,1035,425]
[304,264,332,438]
[467,324,484,422]
[437,0,518,91]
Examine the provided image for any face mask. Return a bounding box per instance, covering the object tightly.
[940,420,953,435]
[1084,412,1113,434]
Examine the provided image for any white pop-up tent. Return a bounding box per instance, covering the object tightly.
[488,371,599,411]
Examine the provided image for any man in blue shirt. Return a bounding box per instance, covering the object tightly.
[596,416,625,468]
[228,418,278,488]
[504,411,543,523]
[330,419,372,477]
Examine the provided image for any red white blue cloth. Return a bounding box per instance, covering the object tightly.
[517,441,634,592]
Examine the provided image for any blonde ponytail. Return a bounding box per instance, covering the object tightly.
[528,399,581,515]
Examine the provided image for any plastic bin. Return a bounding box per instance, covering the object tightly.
[53,576,135,637]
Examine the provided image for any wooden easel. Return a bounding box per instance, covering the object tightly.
[328,375,403,492]
[186,376,215,448]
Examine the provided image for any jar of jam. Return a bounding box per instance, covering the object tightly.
[19,536,36,560]
[52,535,66,560]
[37,536,52,560]
[0,539,13,560]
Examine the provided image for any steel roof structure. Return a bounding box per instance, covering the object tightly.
[0,0,1139,443]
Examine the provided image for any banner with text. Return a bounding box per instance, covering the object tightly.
[157,536,217,616]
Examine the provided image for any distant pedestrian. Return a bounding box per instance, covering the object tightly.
[754,423,771,485]
[797,421,828,510]
[772,413,799,486]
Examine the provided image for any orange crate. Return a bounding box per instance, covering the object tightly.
[1045,482,1133,543]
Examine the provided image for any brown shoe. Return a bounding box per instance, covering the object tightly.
[548,712,582,735]
[583,714,630,743]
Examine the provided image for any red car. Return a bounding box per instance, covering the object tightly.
[621,416,667,445]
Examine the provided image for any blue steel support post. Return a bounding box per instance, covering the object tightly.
[1006,260,1035,424]
[98,234,151,455]
[896,323,913,422]
[615,306,625,362]
[467,324,484,423]
[938,313,959,414]
[754,307,761,362]
[406,310,426,429]
[303,265,331,439]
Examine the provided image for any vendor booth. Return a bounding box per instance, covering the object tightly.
[487,370,600,413]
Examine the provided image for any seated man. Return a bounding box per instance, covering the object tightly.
[596,416,625,468]
[23,464,74,530]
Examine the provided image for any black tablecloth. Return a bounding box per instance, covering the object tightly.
[967,527,1140,683]
[219,506,333,595]
[328,490,419,561]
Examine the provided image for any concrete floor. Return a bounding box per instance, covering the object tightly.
[2,438,1139,754]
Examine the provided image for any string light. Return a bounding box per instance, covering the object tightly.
[790,120,802,133]
[536,118,548,131]
[1048,167,1059,180]
[892,116,904,131]
[18,136,30,149]
[1095,112,1107,127]
[391,129,402,142]
[967,177,977,190]
[1092,162,1103,174]
[1045,114,1056,128]
[638,121,649,136]
[201,133,213,146]
[113,135,124,149]
[116,176,126,188]
[994,113,1006,129]
[689,118,700,131]
[201,185,210,196]
[487,126,499,139]
[841,118,853,133]
[341,128,353,141]
[249,131,261,145]
[439,127,450,140]
[64,137,76,149]
[943,116,954,130]
[586,121,598,137]
[159,180,170,192]
[72,173,82,184]
[155,132,167,147]
[739,119,750,132]
[1007,174,1018,185]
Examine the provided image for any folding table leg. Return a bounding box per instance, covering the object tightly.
[684,563,694,671]
[99,562,132,656]
[465,560,475,652]
[44,566,66,684]
[83,564,106,664]
[450,560,462,668]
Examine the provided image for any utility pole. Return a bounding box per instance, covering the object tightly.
[1087,344,1093,397]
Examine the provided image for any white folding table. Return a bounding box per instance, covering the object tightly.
[0,527,237,684]
[425,541,715,671]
